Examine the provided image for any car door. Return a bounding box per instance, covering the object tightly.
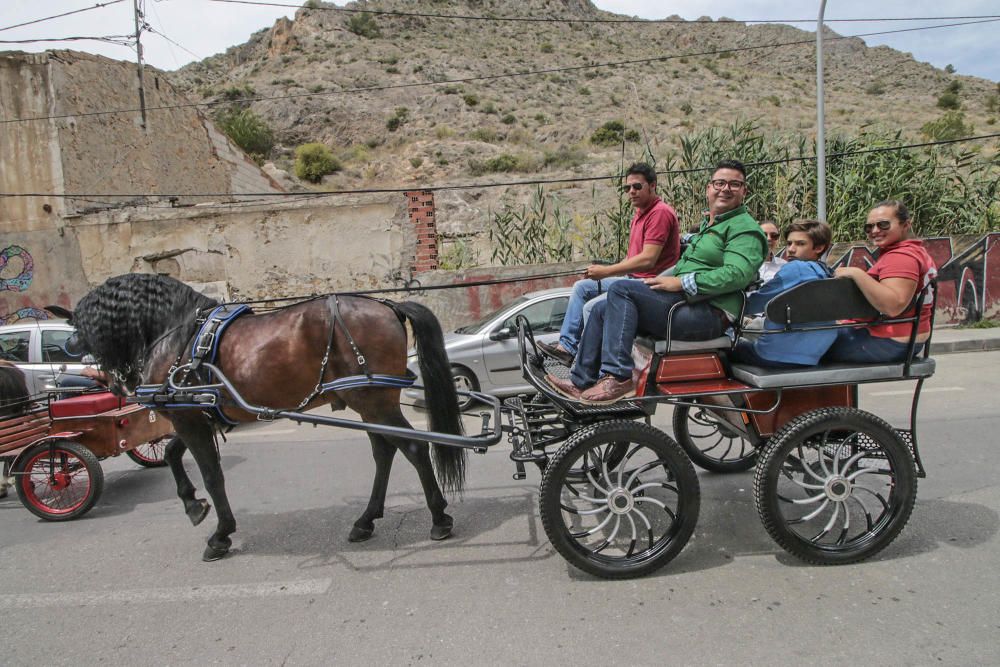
[0,327,43,395]
[483,295,568,388]
[39,326,87,387]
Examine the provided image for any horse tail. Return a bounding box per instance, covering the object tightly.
[393,300,466,495]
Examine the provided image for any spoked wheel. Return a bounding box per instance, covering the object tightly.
[13,440,104,521]
[673,405,757,473]
[539,420,700,579]
[126,434,171,468]
[754,407,916,565]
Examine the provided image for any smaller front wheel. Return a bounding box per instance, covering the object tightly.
[673,405,757,473]
[126,435,171,468]
[539,420,700,579]
[13,440,104,521]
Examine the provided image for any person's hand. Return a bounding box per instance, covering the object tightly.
[584,264,611,280]
[834,266,864,281]
[645,276,683,292]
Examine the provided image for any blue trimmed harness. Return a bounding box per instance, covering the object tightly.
[133,297,416,426]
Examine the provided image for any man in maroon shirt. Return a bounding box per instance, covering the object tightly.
[539,162,680,365]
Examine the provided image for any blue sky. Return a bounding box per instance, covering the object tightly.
[2,0,998,81]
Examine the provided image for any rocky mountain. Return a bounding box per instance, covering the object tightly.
[166,0,999,241]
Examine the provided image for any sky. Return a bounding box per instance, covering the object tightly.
[1,0,998,81]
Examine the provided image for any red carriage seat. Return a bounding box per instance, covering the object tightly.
[50,392,125,418]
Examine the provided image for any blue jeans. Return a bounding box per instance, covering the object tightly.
[732,339,809,369]
[571,280,726,387]
[558,276,632,355]
[825,327,924,363]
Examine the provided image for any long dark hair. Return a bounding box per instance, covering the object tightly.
[72,274,219,389]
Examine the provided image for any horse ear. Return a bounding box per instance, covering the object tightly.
[45,305,73,323]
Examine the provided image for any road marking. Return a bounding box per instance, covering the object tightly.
[0,578,332,610]
[869,386,965,396]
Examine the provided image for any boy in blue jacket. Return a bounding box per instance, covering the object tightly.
[733,219,836,367]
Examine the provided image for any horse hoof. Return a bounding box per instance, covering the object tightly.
[188,500,211,526]
[348,525,374,543]
[202,544,230,562]
[430,523,453,541]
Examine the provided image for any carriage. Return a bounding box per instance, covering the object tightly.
[59,271,934,576]
[0,389,174,520]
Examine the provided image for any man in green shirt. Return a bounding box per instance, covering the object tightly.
[547,159,767,404]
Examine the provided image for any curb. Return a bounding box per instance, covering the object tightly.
[929,336,1000,355]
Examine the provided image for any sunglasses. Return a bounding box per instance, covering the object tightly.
[863,219,893,234]
[765,232,781,240]
[622,182,645,192]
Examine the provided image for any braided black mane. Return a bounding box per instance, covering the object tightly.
[72,273,219,388]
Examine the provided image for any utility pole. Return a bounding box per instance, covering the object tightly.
[132,0,147,129]
[816,0,828,221]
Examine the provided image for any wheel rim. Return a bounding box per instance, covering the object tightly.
[774,427,905,552]
[557,440,684,567]
[19,447,93,516]
[686,408,753,464]
[131,437,168,464]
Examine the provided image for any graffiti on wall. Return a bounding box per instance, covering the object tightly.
[0,245,50,325]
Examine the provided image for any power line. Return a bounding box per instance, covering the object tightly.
[3,17,997,126]
[0,35,135,46]
[3,132,997,201]
[0,1,126,32]
[207,0,1000,25]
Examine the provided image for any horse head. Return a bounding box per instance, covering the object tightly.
[68,274,219,392]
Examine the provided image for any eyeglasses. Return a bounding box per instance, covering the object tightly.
[622,182,645,192]
[709,179,745,191]
[765,232,781,240]
[863,219,893,234]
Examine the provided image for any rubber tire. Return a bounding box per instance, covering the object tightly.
[126,435,171,468]
[753,407,917,565]
[13,440,104,521]
[539,420,700,579]
[673,405,757,473]
[452,366,479,412]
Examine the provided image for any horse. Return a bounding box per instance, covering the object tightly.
[59,273,466,561]
[0,361,30,419]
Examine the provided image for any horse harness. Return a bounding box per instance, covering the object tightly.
[133,296,416,425]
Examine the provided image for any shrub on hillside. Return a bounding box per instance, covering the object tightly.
[937,92,961,110]
[215,109,274,162]
[590,120,626,146]
[346,12,380,38]
[921,111,974,141]
[294,143,341,182]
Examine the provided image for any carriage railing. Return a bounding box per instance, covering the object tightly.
[130,362,505,453]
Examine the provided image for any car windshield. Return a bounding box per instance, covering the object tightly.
[454,296,532,334]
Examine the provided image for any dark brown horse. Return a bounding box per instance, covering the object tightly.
[61,273,465,561]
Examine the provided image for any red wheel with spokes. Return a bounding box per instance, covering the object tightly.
[13,440,104,521]
[126,435,171,468]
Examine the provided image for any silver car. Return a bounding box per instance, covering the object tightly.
[0,320,92,395]
[406,288,571,410]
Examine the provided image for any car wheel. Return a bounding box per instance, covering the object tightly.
[452,366,480,411]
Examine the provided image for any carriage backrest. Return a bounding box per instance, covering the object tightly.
[764,278,879,326]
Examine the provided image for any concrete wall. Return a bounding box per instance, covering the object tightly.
[0,49,283,233]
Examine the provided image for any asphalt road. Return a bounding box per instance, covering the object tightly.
[2,351,998,665]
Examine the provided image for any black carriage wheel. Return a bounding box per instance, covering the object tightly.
[539,420,700,579]
[753,407,916,565]
[673,405,758,473]
[126,434,171,468]
[13,440,104,521]
[452,366,479,412]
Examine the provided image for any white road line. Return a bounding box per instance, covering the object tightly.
[0,579,332,610]
[869,386,965,396]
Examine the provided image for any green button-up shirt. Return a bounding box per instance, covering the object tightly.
[673,205,767,317]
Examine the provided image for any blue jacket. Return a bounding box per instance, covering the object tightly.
[746,260,836,366]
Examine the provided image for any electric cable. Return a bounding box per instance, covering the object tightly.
[0,1,127,32]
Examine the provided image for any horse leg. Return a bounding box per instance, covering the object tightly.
[173,418,237,562]
[348,435,396,543]
[162,436,211,526]
[397,437,454,541]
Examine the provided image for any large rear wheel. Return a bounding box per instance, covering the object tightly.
[539,420,699,579]
[673,405,757,473]
[13,440,104,521]
[753,407,916,565]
